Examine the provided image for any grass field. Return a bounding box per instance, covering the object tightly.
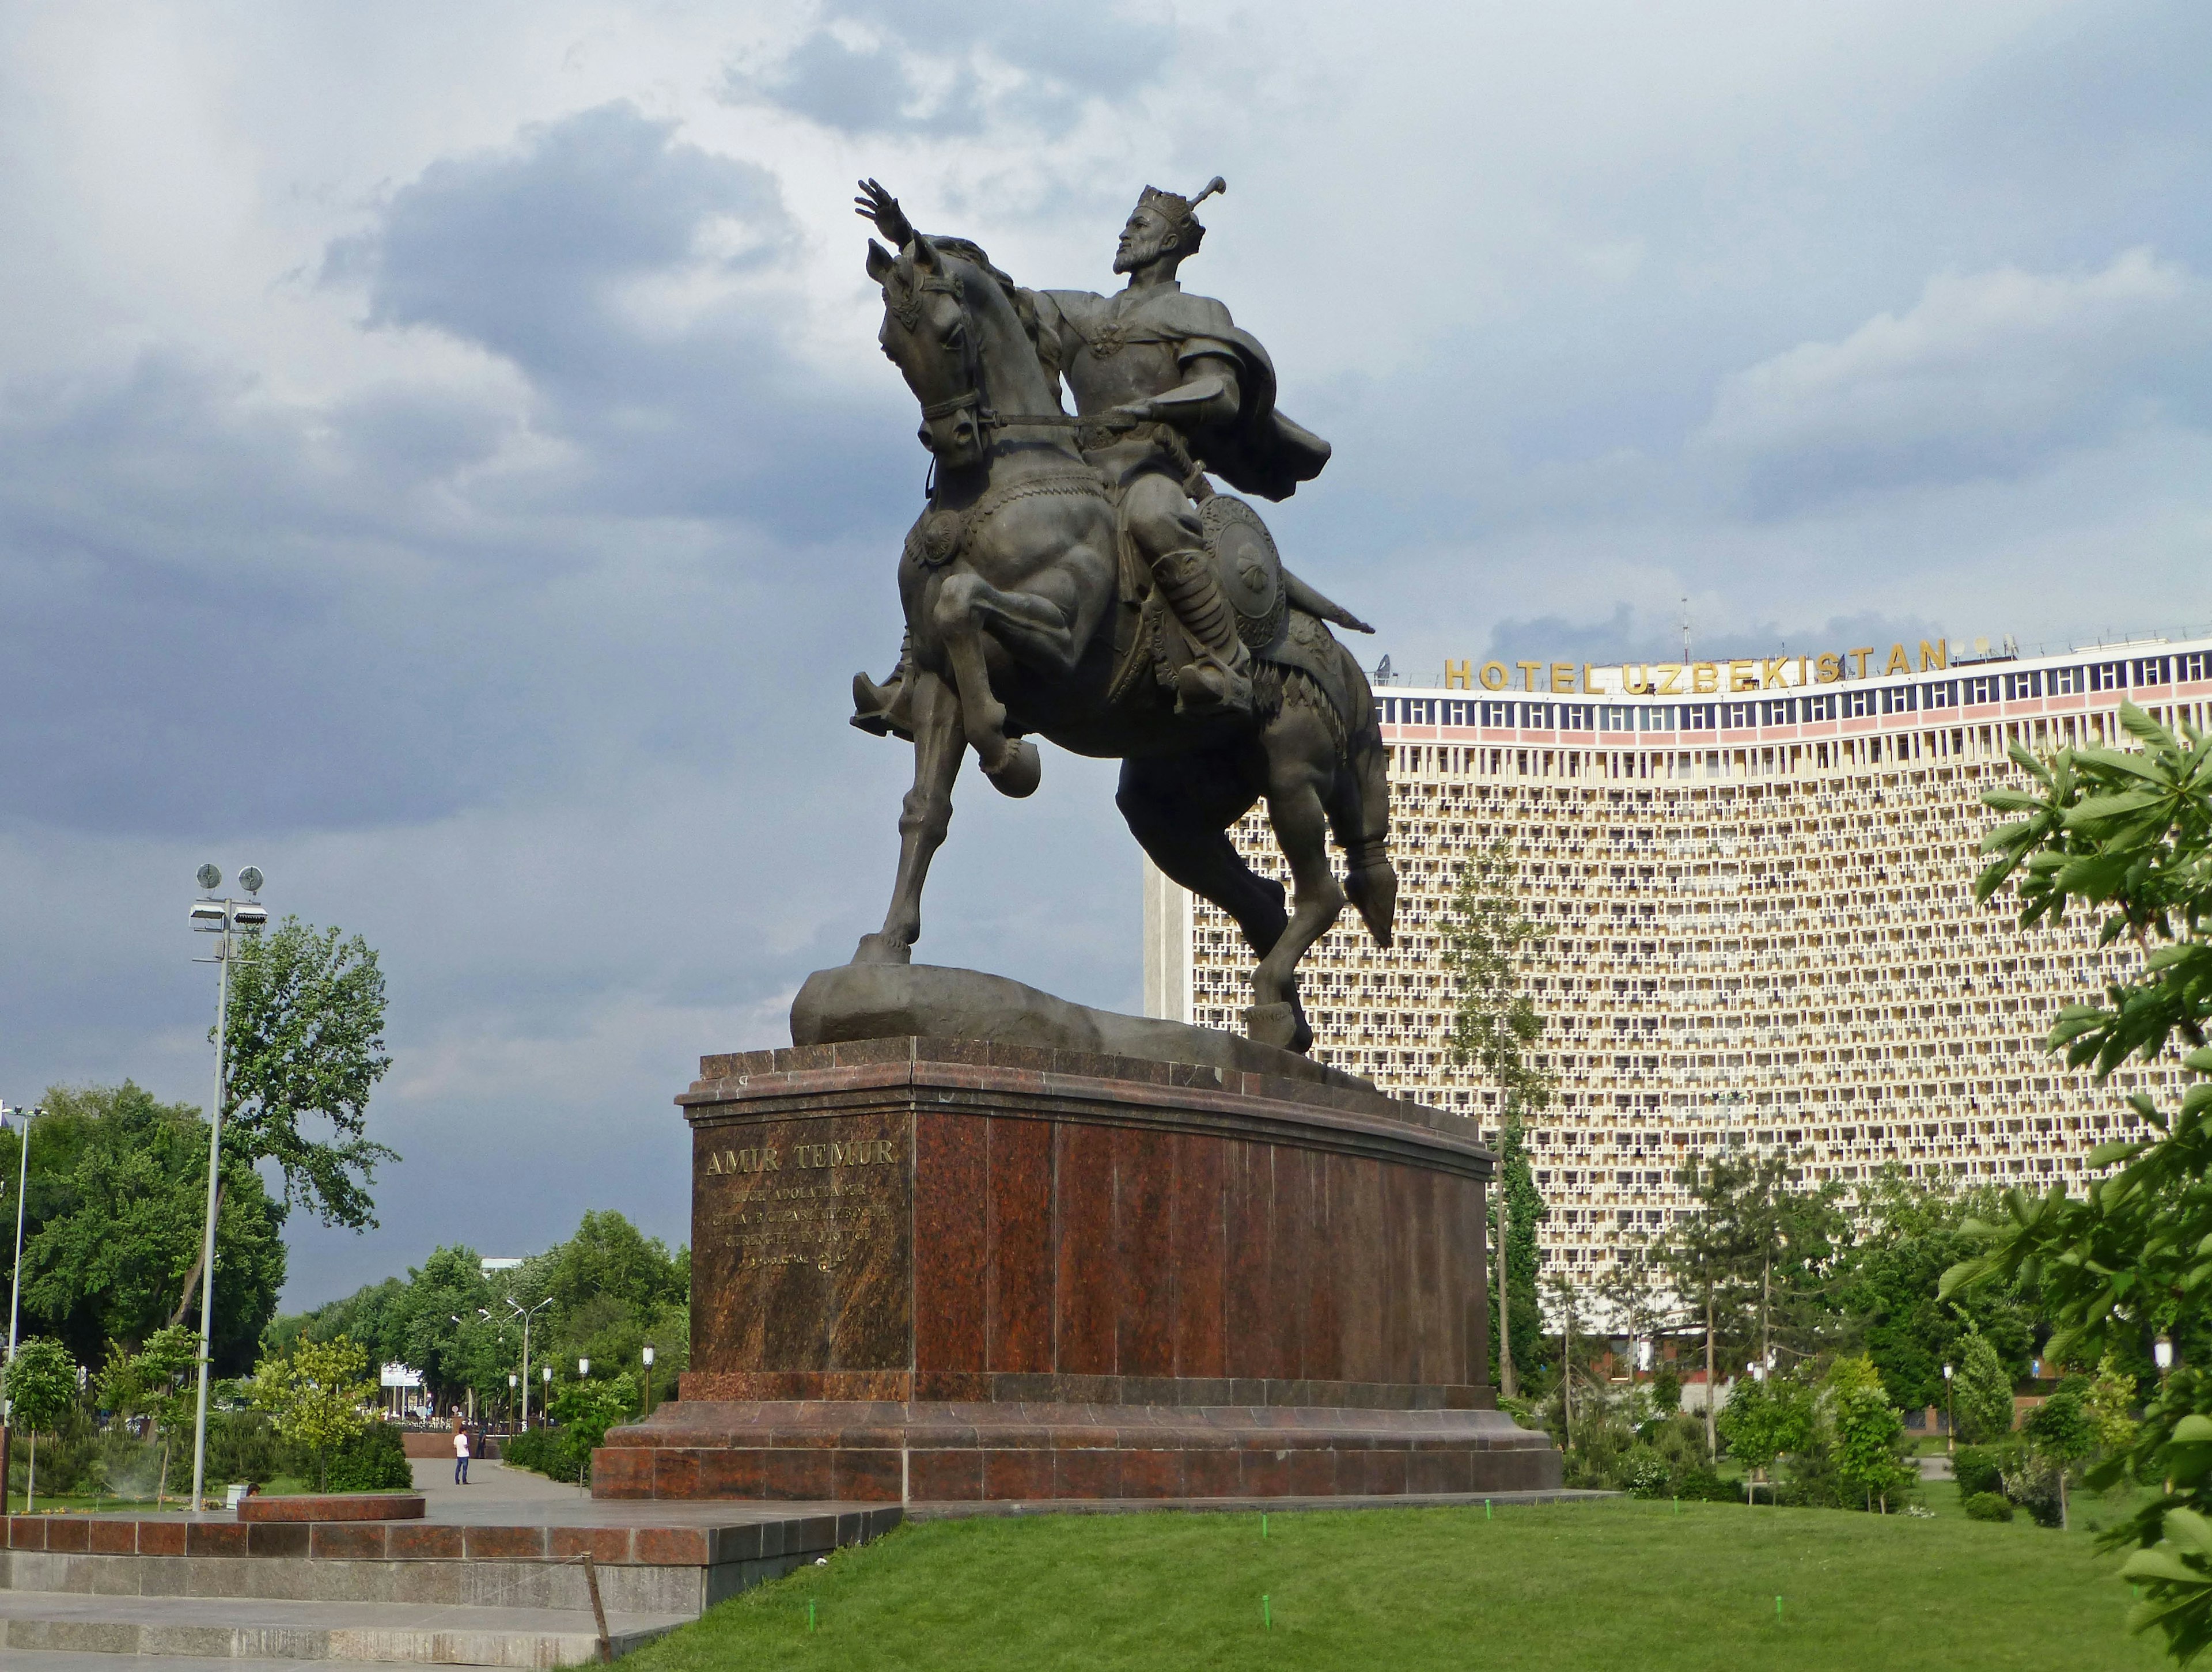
[624,1495,2166,1672]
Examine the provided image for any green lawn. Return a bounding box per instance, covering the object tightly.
[625,1496,2165,1672]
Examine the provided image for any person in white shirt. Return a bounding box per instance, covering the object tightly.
[453,1425,471,1485]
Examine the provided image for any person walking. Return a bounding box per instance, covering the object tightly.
[453,1424,471,1486]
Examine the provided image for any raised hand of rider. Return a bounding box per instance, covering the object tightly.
[853,179,915,247]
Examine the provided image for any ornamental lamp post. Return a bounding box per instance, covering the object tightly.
[2,1101,48,1499]
[578,1358,589,1377]
[2156,1336,2175,1376]
[1942,1362,1954,1454]
[188,864,267,1518]
[642,1344,656,1418]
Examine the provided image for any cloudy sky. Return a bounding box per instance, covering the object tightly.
[3,1,2207,1306]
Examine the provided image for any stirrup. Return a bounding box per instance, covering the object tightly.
[851,670,914,739]
[1173,656,1253,718]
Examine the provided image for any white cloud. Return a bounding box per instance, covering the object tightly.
[1696,248,2212,504]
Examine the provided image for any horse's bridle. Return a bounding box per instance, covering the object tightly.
[899,268,1121,441]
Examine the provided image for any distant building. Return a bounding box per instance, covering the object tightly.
[480,1257,525,1275]
[1146,631,2212,1286]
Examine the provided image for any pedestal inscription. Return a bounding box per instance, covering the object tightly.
[692,1110,914,1373]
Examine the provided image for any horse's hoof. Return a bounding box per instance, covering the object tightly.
[852,933,913,966]
[984,740,1041,799]
[1243,1002,1302,1052]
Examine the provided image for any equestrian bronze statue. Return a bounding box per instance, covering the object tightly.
[845,179,1398,1053]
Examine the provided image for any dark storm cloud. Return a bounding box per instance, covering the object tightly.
[0,104,922,841]
[328,101,911,530]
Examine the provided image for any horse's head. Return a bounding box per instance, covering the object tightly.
[869,233,988,468]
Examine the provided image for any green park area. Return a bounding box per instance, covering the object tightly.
[628,1496,2161,1672]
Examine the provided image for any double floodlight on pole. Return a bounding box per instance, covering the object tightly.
[187,863,267,1518]
[505,1295,553,1429]
[2,1101,48,1496]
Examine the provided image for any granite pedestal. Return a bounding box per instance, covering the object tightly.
[596,1019,1560,1504]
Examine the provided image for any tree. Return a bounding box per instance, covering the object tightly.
[251,1336,374,1492]
[1952,1326,2017,1444]
[1938,703,2212,1659]
[171,919,396,1330]
[1840,1170,2036,1413]
[2,1336,79,1509]
[2025,1376,2098,1531]
[548,1373,637,1487]
[2086,1353,2142,1460]
[1827,1356,1914,1514]
[1715,1369,1814,1502]
[1443,838,1553,1397]
[6,1085,285,1371]
[100,1325,198,1506]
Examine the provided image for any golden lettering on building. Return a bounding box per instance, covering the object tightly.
[1435,640,1948,699]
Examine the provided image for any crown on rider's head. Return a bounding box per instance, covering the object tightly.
[1135,177,1225,253]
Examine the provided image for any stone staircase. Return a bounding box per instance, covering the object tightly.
[0,1502,902,1666]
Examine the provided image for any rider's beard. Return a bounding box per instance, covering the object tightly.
[1113,229,1177,275]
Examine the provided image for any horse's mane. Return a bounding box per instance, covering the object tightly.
[921,237,1066,393]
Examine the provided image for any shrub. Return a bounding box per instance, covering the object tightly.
[2001,1457,2066,1529]
[1964,1491,2014,1522]
[1953,1444,2008,1502]
[502,1427,582,1484]
[1622,1448,1673,1499]
[1674,1465,1740,1503]
[324,1421,412,1492]
[207,1410,283,1488]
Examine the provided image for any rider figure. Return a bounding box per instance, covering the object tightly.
[852,179,1331,734]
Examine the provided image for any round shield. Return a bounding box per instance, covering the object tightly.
[1200,495,1285,649]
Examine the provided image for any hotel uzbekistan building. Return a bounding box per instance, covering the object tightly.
[1145,633,2212,1286]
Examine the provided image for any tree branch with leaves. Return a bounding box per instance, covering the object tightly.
[1939,703,2212,1661]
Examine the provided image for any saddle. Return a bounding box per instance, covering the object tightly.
[1107,481,1372,745]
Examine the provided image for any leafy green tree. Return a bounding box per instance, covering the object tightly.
[2025,1376,2098,1531]
[251,1336,374,1492]
[1827,1356,1914,1514]
[1937,703,2212,1658]
[1716,1370,1814,1500]
[1443,837,1552,1397]
[2087,1353,2142,1460]
[99,1325,198,1505]
[5,1086,285,1371]
[1952,1326,2018,1444]
[548,1373,637,1486]
[1840,1171,2036,1411]
[170,919,396,1332]
[2,1336,79,1508]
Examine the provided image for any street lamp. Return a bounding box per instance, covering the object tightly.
[1,1101,47,1496]
[1942,1363,1954,1455]
[505,1295,553,1428]
[578,1358,590,1377]
[642,1345,656,1418]
[2157,1336,2176,1375]
[187,864,267,1517]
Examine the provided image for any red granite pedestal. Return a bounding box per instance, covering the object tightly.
[594,1036,1560,1504]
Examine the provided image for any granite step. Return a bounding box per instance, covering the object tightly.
[0,1590,687,1666]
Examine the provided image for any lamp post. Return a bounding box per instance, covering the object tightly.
[187,865,267,1516]
[578,1357,590,1378]
[642,1345,656,1418]
[508,1373,518,1429]
[1,1101,46,1498]
[2156,1335,2176,1378]
[1942,1363,1954,1455]
[505,1295,552,1429]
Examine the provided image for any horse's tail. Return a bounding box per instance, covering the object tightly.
[1328,644,1397,949]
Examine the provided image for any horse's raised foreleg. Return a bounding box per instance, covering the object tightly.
[854,667,964,965]
[932,568,1074,799]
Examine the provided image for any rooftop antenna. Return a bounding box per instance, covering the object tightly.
[1679,597,1692,664]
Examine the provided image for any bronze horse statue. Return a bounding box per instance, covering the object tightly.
[850,230,1397,1053]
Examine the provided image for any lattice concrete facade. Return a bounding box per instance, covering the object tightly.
[1143,634,2212,1282]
